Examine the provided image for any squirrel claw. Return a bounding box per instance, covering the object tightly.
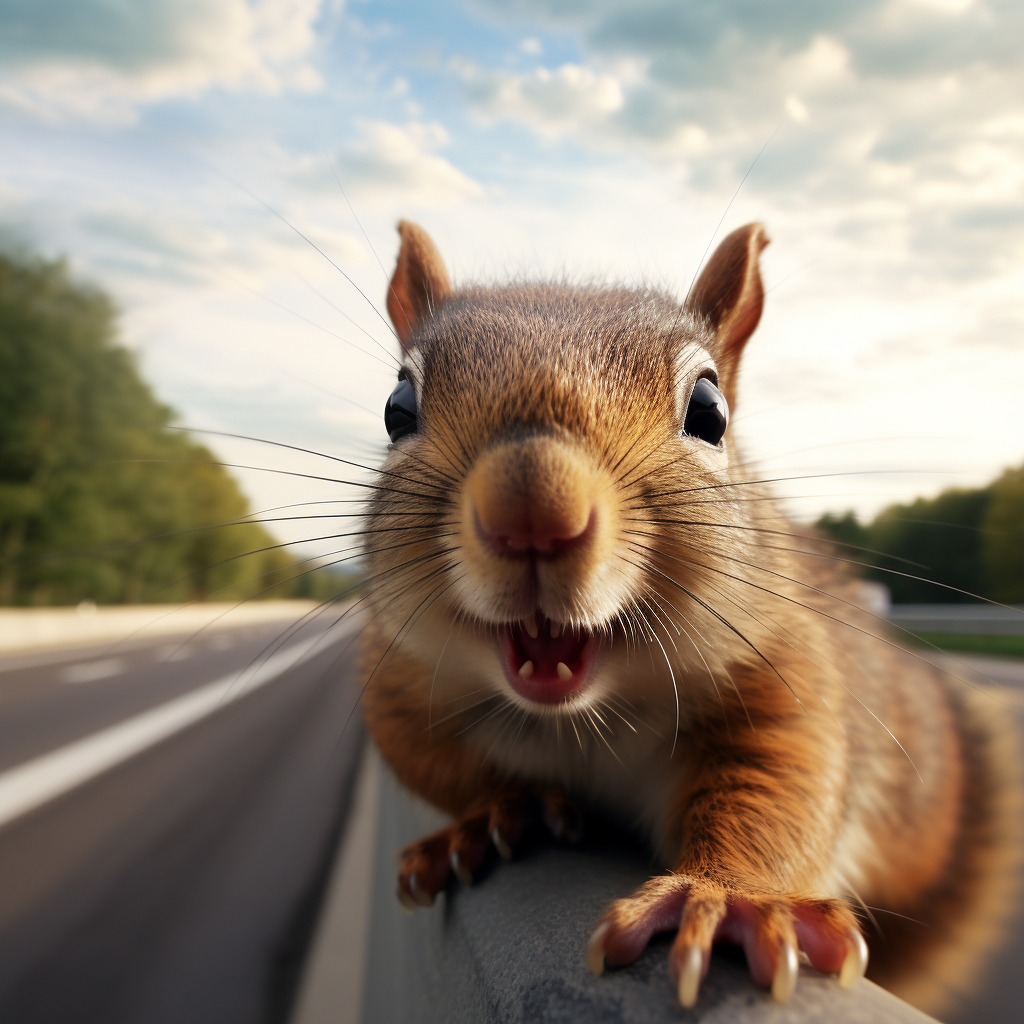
[587,922,609,976]
[408,871,434,907]
[676,944,704,1008]
[591,874,862,1008]
[771,941,799,1003]
[546,802,584,843]
[450,849,473,885]
[396,786,577,908]
[838,928,869,988]
[491,824,513,860]
[396,885,419,914]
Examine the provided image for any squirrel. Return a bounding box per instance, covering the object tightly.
[359,218,1021,1016]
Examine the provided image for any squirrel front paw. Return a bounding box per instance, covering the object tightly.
[587,874,868,1007]
[395,787,582,911]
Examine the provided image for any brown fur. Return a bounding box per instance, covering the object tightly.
[360,220,1021,1017]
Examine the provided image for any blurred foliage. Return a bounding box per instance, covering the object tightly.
[984,465,1024,605]
[816,467,1024,604]
[0,248,356,606]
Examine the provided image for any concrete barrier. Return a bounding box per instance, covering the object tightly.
[0,601,320,655]
[889,604,1024,637]
[297,749,938,1024]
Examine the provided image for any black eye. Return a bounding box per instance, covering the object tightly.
[683,377,729,446]
[384,376,417,442]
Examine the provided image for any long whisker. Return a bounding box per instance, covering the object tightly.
[228,175,402,355]
[683,113,786,307]
[232,281,396,369]
[169,426,457,491]
[168,532,455,672]
[428,622,457,730]
[682,568,919,776]
[630,592,682,756]
[623,517,927,571]
[633,551,805,710]
[633,534,1011,706]
[647,587,733,729]
[641,469,963,504]
[117,458,452,502]
[168,528,454,589]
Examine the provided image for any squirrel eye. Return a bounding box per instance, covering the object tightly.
[384,377,417,442]
[683,377,729,446]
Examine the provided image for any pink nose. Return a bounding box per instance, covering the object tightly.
[475,505,594,558]
[464,434,597,561]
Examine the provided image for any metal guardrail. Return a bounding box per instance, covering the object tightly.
[888,604,1024,637]
[358,757,938,1024]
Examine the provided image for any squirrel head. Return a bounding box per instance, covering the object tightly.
[365,220,772,717]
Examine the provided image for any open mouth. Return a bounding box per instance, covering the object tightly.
[499,612,600,705]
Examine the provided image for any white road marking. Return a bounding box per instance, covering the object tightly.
[0,631,340,831]
[60,658,127,685]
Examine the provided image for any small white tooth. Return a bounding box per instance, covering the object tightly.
[550,620,563,638]
[556,662,573,682]
[519,660,535,678]
[524,619,538,639]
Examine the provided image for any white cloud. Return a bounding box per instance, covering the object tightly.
[1,0,1019,529]
[296,120,484,206]
[465,0,1024,279]
[458,59,716,154]
[784,95,808,122]
[0,0,325,124]
[459,60,624,139]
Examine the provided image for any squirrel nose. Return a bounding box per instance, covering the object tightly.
[475,504,595,558]
[465,436,596,560]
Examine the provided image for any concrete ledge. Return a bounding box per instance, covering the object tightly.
[360,757,938,1024]
[889,604,1024,636]
[0,601,320,654]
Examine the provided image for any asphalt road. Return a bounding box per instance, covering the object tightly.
[946,653,1024,1024]
[0,611,365,1024]
[0,629,1019,1024]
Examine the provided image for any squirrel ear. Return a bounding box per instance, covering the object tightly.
[686,223,770,409]
[387,220,451,350]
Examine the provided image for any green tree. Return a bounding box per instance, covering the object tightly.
[982,465,1024,603]
[864,488,991,603]
[815,474,1024,605]
[814,511,868,552]
[0,247,315,605]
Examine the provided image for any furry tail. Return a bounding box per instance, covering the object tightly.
[874,671,1024,1018]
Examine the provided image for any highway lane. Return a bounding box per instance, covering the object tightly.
[0,613,365,1024]
[0,615,354,772]
[946,653,1024,1024]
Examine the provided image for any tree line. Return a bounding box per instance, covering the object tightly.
[3,244,1020,609]
[0,247,353,606]
[816,466,1024,605]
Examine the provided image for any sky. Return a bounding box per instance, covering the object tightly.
[1,0,1022,551]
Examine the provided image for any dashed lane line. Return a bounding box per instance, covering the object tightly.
[60,658,128,685]
[0,628,350,831]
